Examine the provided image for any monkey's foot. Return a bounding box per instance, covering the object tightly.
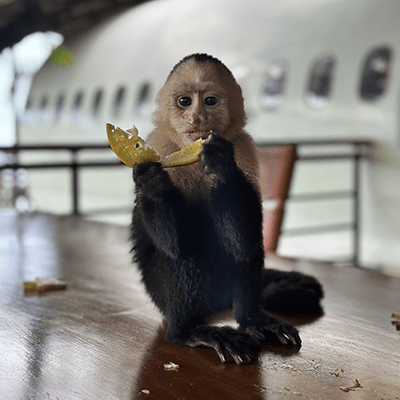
[242,313,301,346]
[181,325,255,365]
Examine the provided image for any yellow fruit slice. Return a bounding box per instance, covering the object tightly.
[107,123,205,168]
[107,123,160,167]
[162,138,205,167]
[24,278,67,294]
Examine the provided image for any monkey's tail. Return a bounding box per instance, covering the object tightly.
[261,269,324,315]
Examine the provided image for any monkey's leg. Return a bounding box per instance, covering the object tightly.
[199,134,263,259]
[234,288,302,346]
[132,161,254,364]
[199,135,301,346]
[160,257,255,365]
[230,259,302,347]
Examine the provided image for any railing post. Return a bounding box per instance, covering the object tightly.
[353,144,361,267]
[71,149,79,215]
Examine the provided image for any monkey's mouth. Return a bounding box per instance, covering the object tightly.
[186,130,215,141]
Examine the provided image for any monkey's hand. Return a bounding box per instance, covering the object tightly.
[180,326,255,365]
[132,161,187,259]
[198,134,235,184]
[242,313,301,346]
[133,162,174,199]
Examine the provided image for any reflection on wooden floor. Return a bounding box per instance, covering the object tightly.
[1,210,399,399]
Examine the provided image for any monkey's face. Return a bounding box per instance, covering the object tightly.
[165,62,231,147]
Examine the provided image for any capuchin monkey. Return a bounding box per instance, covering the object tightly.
[131,53,323,364]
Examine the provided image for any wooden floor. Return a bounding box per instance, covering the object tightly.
[1,210,399,400]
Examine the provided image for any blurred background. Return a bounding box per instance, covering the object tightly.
[1,0,400,274]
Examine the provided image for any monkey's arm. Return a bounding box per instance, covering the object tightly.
[199,134,263,260]
[132,162,188,259]
[200,135,302,347]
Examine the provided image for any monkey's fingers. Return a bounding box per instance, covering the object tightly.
[186,326,253,365]
[275,324,302,346]
[219,335,254,365]
[209,340,227,363]
[245,315,302,346]
[198,134,235,182]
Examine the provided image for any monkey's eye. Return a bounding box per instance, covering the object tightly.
[204,96,218,107]
[178,97,192,107]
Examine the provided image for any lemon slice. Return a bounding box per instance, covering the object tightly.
[107,123,160,167]
[107,123,205,168]
[162,138,205,167]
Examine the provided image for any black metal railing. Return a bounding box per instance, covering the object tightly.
[1,139,372,266]
[0,144,124,215]
[258,139,372,266]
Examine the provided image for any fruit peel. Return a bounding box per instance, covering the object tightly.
[107,123,204,168]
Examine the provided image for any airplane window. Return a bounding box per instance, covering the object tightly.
[54,93,65,123]
[92,88,104,119]
[136,82,151,116]
[23,97,32,124]
[38,94,49,123]
[306,55,335,107]
[113,86,126,118]
[72,90,84,121]
[261,61,287,110]
[360,47,391,101]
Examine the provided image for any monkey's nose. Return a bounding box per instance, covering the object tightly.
[186,111,205,126]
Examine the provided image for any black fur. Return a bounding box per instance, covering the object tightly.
[261,269,323,315]
[131,134,323,364]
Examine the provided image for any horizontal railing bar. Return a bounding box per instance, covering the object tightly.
[0,139,373,152]
[83,206,133,216]
[258,139,372,147]
[0,161,124,169]
[0,154,366,170]
[0,144,111,151]
[291,255,356,265]
[327,256,357,264]
[282,222,355,236]
[314,257,357,267]
[297,154,363,161]
[289,190,356,202]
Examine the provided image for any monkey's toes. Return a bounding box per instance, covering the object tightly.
[185,325,254,365]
